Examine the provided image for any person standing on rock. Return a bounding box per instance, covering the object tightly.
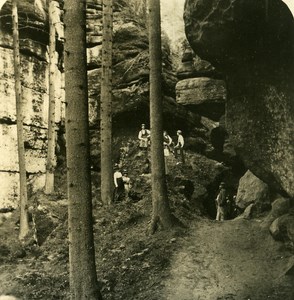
[113,163,125,202]
[163,131,173,152]
[138,123,150,151]
[163,131,173,174]
[215,182,227,221]
[174,130,185,164]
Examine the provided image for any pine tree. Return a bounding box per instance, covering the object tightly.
[100,0,113,205]
[148,0,173,233]
[12,0,29,240]
[45,0,57,194]
[64,0,102,298]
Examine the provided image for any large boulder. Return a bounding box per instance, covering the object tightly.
[269,212,294,249]
[176,77,226,106]
[236,170,271,212]
[184,0,294,197]
[262,196,293,227]
[176,77,226,120]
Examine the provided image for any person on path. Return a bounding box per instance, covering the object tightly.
[122,169,131,200]
[138,123,150,150]
[215,182,227,221]
[113,164,125,202]
[174,130,185,164]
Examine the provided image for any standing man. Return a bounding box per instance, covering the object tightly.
[216,182,227,221]
[174,130,185,164]
[138,123,150,151]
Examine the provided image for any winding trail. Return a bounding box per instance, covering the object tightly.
[163,218,293,300]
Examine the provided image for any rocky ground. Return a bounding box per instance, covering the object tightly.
[0,203,293,300]
[0,143,293,300]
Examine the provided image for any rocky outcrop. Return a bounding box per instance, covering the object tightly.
[184,0,294,197]
[0,0,201,207]
[0,1,64,208]
[176,78,226,106]
[270,212,294,249]
[236,170,271,212]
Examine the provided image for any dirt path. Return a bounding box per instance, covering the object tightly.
[163,218,293,300]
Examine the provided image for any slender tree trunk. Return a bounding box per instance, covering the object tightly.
[100,0,113,205]
[148,0,173,233]
[45,0,57,194]
[64,0,101,299]
[12,0,29,240]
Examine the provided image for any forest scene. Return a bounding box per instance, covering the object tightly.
[0,0,294,299]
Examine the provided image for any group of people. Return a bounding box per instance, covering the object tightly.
[112,124,186,202]
[138,123,185,164]
[114,124,238,219]
[215,182,239,221]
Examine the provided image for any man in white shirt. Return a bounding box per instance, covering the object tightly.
[138,123,150,150]
[174,130,185,164]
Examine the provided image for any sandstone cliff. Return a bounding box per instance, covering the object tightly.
[184,0,294,197]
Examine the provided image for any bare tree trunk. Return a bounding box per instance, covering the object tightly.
[100,0,113,205]
[45,0,57,194]
[64,0,101,299]
[148,0,173,234]
[12,0,29,240]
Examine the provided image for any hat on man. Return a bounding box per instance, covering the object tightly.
[177,130,182,134]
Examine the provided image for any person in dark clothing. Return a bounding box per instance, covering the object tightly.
[113,164,125,202]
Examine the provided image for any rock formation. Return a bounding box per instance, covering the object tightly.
[184,0,294,197]
[0,0,201,208]
[0,0,64,208]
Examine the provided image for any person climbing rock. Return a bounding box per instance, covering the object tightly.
[174,130,185,164]
[122,169,131,200]
[113,163,125,202]
[138,123,150,150]
[215,182,227,221]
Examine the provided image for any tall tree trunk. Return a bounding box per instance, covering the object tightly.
[64,0,101,299]
[148,0,173,234]
[100,0,113,205]
[45,0,57,194]
[12,0,29,240]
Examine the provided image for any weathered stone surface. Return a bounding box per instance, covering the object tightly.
[176,77,226,105]
[0,1,65,208]
[269,212,294,246]
[236,170,270,211]
[87,45,102,69]
[184,0,294,197]
[262,196,292,228]
[0,125,47,172]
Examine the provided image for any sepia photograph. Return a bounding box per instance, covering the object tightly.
[0,0,293,299]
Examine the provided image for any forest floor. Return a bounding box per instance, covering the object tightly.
[0,197,293,300]
[0,145,293,299]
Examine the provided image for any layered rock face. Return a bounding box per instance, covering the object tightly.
[184,0,294,197]
[0,0,200,207]
[0,0,64,208]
